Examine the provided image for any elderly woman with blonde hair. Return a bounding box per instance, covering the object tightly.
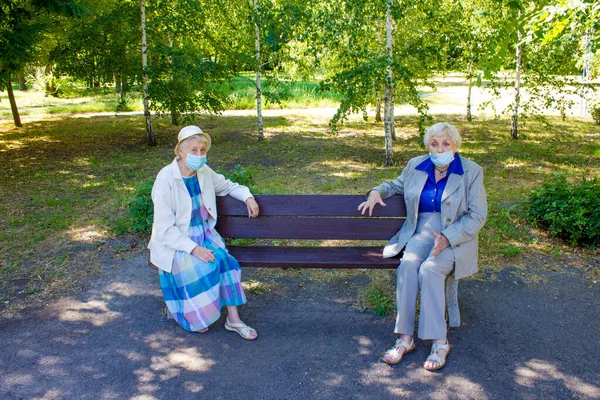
[148,126,260,340]
[358,122,487,370]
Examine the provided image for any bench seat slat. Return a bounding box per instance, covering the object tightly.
[217,217,405,240]
[217,194,406,217]
[227,246,401,269]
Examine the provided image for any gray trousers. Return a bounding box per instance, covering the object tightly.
[394,212,455,340]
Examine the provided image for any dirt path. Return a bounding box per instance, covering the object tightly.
[1,251,599,399]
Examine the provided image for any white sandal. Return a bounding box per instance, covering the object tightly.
[224,319,258,340]
[424,341,450,371]
[382,337,415,365]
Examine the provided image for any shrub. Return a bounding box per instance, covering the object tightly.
[589,97,600,125]
[129,180,154,234]
[527,174,600,246]
[228,164,255,191]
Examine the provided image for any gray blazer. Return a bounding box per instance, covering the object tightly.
[373,154,487,279]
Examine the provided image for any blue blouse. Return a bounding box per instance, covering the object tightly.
[416,153,464,213]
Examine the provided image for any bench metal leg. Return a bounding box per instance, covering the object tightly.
[445,275,460,328]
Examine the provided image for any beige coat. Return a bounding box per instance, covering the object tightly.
[373,155,487,279]
[147,158,253,272]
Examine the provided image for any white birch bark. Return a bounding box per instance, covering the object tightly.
[383,0,395,165]
[254,0,264,140]
[141,0,156,146]
[466,61,473,122]
[510,11,522,140]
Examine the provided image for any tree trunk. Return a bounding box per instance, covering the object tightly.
[383,0,395,165]
[7,76,23,127]
[141,0,156,146]
[467,75,473,122]
[375,97,382,122]
[17,71,27,91]
[510,11,522,140]
[466,60,473,122]
[254,0,264,140]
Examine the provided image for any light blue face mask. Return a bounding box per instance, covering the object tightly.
[429,151,454,168]
[185,153,207,171]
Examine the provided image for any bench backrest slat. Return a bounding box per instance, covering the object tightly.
[216,194,406,241]
[217,194,406,217]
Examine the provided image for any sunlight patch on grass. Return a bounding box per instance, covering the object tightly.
[66,226,105,243]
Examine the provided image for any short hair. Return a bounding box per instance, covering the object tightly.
[423,122,461,149]
[174,134,209,156]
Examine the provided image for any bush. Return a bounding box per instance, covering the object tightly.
[129,180,154,234]
[527,174,600,246]
[589,97,600,124]
[228,164,255,191]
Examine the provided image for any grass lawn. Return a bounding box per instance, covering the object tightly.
[0,75,342,118]
[0,111,599,313]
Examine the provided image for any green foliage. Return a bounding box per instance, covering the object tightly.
[365,284,395,317]
[527,174,600,246]
[129,180,155,235]
[588,97,600,125]
[228,164,256,192]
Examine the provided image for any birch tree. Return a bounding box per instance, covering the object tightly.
[311,0,453,163]
[383,0,394,165]
[141,0,156,146]
[510,10,523,139]
[254,0,264,140]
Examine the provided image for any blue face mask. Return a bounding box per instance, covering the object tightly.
[185,153,207,171]
[429,151,454,168]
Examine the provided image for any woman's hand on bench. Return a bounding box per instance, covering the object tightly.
[246,197,260,218]
[358,190,386,216]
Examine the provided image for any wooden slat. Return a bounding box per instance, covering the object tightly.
[217,216,404,240]
[227,246,401,269]
[217,194,406,217]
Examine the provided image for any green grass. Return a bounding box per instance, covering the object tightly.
[221,75,343,110]
[0,75,341,117]
[1,101,599,309]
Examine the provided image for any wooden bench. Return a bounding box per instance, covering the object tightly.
[216,194,461,327]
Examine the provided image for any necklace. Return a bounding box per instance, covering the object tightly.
[435,167,449,176]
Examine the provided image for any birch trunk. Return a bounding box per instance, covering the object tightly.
[383,0,395,165]
[168,37,179,125]
[141,0,156,146]
[254,0,264,140]
[510,11,522,140]
[466,65,473,122]
[7,76,22,127]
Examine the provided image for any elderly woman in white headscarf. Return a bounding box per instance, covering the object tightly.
[358,122,487,370]
[148,126,260,340]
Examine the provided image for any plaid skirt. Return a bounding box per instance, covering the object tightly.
[159,242,246,332]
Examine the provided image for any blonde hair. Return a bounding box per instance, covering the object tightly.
[174,134,209,156]
[423,122,462,149]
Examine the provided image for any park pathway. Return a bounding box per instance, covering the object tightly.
[1,252,599,399]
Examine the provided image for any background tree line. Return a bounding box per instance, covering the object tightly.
[1,0,598,163]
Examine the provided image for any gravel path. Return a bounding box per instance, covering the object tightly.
[1,252,599,399]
